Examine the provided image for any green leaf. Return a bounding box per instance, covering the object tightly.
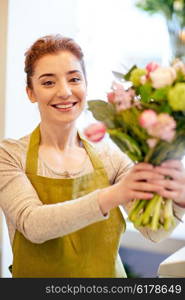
[139,83,152,103]
[173,111,185,130]
[159,101,173,114]
[149,130,185,165]
[112,71,124,81]
[108,129,143,162]
[141,101,161,113]
[87,100,117,128]
[123,65,137,81]
[152,86,170,101]
[120,107,148,140]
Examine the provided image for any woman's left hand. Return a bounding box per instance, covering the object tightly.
[152,160,185,208]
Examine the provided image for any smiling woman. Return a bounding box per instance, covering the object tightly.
[0,34,185,278]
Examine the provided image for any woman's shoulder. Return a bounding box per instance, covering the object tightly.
[0,134,30,167]
[0,134,30,152]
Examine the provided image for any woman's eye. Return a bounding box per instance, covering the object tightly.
[42,81,55,86]
[70,77,81,83]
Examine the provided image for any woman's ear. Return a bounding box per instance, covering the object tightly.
[26,86,37,103]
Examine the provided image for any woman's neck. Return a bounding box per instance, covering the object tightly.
[39,122,80,151]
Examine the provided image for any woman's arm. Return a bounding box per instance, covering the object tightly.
[0,145,107,244]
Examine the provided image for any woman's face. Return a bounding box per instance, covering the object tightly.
[27,51,87,126]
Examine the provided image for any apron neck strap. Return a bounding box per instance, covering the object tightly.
[26,125,106,174]
[79,137,106,170]
[26,125,40,174]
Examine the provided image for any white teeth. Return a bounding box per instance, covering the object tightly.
[55,104,74,109]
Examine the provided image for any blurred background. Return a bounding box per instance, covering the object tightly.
[0,0,185,278]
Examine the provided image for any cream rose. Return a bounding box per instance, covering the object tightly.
[150,67,176,89]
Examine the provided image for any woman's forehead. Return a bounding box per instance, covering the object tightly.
[33,51,82,75]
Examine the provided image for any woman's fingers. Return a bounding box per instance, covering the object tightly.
[154,166,182,180]
[126,161,185,204]
[150,179,184,201]
[132,171,164,181]
[160,160,184,170]
[151,179,181,190]
[158,189,178,200]
[131,182,163,193]
[133,163,154,171]
[131,191,154,200]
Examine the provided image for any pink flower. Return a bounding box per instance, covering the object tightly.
[140,111,176,142]
[84,122,106,142]
[111,81,125,91]
[107,81,135,111]
[148,113,176,142]
[146,62,159,73]
[107,91,115,103]
[139,110,157,128]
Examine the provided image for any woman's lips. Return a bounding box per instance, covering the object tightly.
[51,102,78,111]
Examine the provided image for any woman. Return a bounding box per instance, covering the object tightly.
[0,34,185,278]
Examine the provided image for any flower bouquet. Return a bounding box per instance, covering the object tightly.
[85,59,185,231]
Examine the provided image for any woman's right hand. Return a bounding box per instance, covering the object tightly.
[98,162,164,215]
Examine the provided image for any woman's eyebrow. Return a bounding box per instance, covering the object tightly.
[38,70,81,79]
[67,70,81,75]
[38,73,54,79]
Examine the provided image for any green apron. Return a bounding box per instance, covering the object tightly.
[12,125,126,278]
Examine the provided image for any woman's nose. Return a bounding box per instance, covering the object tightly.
[56,82,72,99]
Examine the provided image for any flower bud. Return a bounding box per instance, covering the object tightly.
[84,122,106,142]
[107,91,115,103]
[146,62,159,73]
[139,110,157,128]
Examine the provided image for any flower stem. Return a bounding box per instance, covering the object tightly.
[129,199,147,222]
[144,139,159,163]
[144,147,154,163]
[150,195,162,231]
[163,198,174,231]
[141,194,158,225]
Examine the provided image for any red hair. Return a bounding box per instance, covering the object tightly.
[24,34,86,88]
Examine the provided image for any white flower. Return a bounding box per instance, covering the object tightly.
[150,67,177,89]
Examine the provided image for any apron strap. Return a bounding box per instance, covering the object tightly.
[25,125,40,174]
[80,137,107,171]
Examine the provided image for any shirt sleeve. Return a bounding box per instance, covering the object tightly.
[0,142,108,244]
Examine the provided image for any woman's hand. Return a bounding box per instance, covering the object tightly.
[152,160,185,208]
[98,162,164,215]
[116,162,165,202]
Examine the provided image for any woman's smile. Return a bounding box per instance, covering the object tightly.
[51,101,79,112]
